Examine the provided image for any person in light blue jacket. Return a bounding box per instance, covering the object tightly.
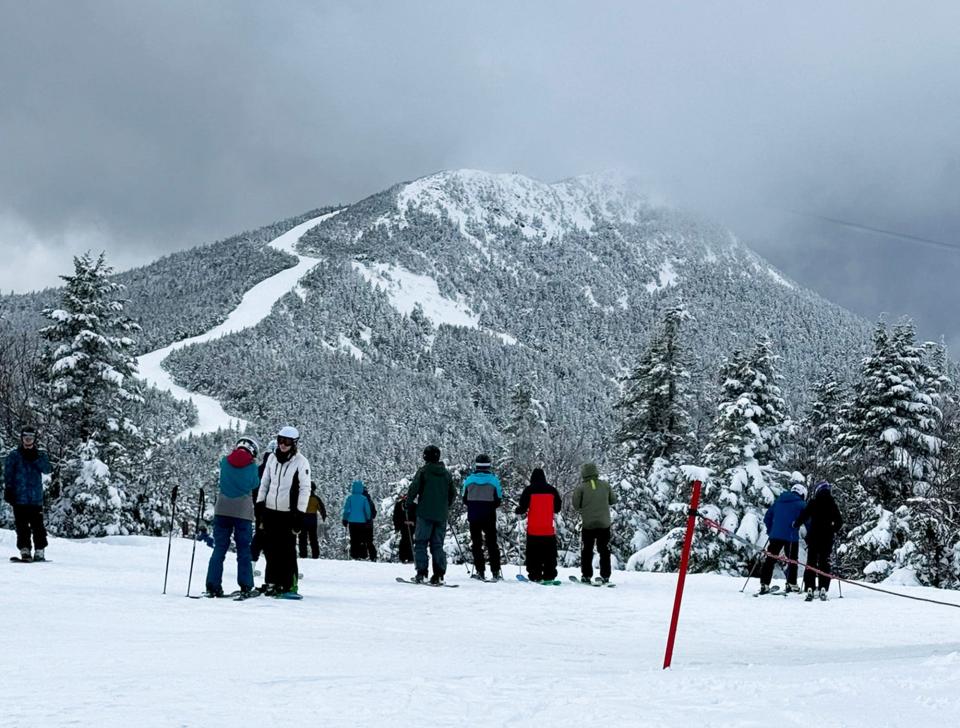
[757,483,808,595]
[342,480,373,559]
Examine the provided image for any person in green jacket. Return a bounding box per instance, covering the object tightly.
[572,462,617,583]
[406,444,457,585]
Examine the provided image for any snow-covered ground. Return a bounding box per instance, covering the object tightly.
[3,529,959,727]
[135,212,340,439]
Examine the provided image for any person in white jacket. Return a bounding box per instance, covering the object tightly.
[256,425,311,596]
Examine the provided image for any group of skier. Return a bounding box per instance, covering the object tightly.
[3,422,845,600]
[757,480,844,601]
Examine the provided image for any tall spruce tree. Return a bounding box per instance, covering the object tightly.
[694,338,792,572]
[40,252,145,537]
[838,320,946,582]
[612,304,692,562]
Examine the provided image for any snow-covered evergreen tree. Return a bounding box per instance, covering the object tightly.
[610,304,693,563]
[39,252,146,536]
[837,320,946,582]
[694,338,792,572]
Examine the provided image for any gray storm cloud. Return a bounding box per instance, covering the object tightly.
[2,0,959,347]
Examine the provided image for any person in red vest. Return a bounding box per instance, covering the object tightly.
[514,468,562,583]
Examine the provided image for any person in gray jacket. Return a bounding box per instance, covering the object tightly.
[572,462,617,583]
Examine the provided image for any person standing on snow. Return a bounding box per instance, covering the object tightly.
[341,479,373,559]
[572,462,617,584]
[515,467,562,583]
[392,490,415,563]
[257,426,311,596]
[461,453,503,580]
[3,426,53,562]
[757,483,808,595]
[204,436,261,597]
[299,484,327,560]
[406,445,457,585]
[794,481,844,601]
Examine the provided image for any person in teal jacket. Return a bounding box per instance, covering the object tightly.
[204,436,261,597]
[342,479,373,559]
[4,426,53,562]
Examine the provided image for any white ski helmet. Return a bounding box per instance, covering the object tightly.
[791,483,808,499]
[235,436,260,459]
[277,425,300,441]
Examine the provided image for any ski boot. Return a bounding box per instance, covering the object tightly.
[413,570,428,584]
[579,575,591,584]
[785,584,802,594]
[804,589,815,602]
[19,548,32,562]
[203,585,224,598]
[758,584,771,595]
[429,572,445,586]
[818,588,828,601]
[599,577,610,584]
[32,549,45,562]
[491,570,503,581]
[470,571,486,581]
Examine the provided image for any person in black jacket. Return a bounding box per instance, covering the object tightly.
[362,486,378,562]
[392,492,415,563]
[793,480,844,601]
[4,426,53,561]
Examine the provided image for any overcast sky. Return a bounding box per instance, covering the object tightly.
[2,1,959,348]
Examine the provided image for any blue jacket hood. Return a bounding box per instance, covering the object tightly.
[351,480,364,495]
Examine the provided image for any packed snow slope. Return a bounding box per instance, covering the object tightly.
[2,530,958,728]
[136,211,341,438]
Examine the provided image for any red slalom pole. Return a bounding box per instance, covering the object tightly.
[663,479,702,670]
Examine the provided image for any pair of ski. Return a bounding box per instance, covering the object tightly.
[753,585,799,598]
[10,556,51,563]
[566,575,615,588]
[395,576,459,588]
[189,589,302,601]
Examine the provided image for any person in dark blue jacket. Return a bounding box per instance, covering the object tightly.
[3,426,53,562]
[461,454,503,580]
[758,483,808,594]
[341,480,373,559]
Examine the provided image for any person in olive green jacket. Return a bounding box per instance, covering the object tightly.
[572,462,617,583]
[406,445,457,585]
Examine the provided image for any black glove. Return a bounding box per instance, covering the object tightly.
[254,500,266,519]
[3,488,14,505]
[341,519,348,528]
[291,512,304,534]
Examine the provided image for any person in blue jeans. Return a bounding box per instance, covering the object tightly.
[758,483,808,595]
[205,436,261,597]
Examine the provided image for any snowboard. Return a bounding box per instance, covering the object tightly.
[568,575,615,588]
[395,576,459,588]
[516,574,562,586]
[10,557,51,563]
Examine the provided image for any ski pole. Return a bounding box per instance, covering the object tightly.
[740,537,770,593]
[162,485,179,595]
[185,488,205,597]
[447,518,472,576]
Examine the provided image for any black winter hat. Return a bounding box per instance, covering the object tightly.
[423,445,441,463]
[474,453,492,470]
[530,468,547,487]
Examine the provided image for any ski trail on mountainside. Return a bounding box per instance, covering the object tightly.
[136,210,341,439]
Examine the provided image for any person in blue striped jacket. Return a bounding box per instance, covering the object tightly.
[461,454,503,580]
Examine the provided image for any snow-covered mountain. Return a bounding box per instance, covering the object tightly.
[1,169,871,497]
[140,169,869,491]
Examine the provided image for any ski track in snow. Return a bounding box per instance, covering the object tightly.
[2,531,959,728]
[136,211,341,440]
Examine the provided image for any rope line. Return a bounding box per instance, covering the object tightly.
[697,514,960,611]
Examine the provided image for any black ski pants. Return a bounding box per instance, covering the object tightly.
[469,514,501,575]
[14,505,47,551]
[348,523,371,559]
[262,509,298,591]
[298,514,320,558]
[525,534,557,581]
[581,527,611,580]
[363,522,377,561]
[759,539,799,586]
[803,538,834,591]
[397,523,414,563]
